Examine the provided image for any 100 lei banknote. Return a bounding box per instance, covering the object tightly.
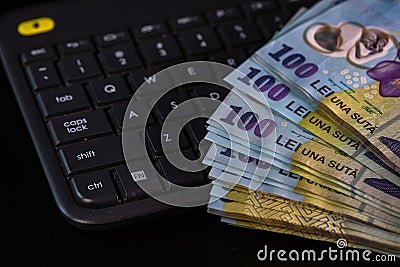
[206,131,400,217]
[208,194,400,255]
[208,168,400,232]
[224,58,400,182]
[205,90,400,208]
[204,143,400,228]
[209,192,400,256]
[210,182,400,241]
[204,140,400,216]
[206,121,400,211]
[253,0,400,170]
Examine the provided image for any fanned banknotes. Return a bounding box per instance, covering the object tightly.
[253,0,400,171]
[202,0,400,257]
[206,90,400,208]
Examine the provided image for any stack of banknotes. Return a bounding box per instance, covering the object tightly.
[203,0,400,256]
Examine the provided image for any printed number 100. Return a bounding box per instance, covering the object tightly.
[220,105,275,138]
[268,43,319,78]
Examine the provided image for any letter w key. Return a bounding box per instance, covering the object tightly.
[130,67,173,97]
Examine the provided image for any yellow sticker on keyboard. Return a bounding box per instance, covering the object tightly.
[17,17,55,36]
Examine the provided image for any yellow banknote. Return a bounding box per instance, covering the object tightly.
[208,196,400,254]
[208,131,400,212]
[210,179,400,234]
[320,81,400,172]
[206,144,400,218]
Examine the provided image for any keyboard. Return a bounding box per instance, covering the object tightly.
[0,0,317,229]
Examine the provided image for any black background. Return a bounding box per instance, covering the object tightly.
[1,0,398,266]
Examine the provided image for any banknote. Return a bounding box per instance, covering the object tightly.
[272,0,347,40]
[211,175,400,231]
[208,166,400,232]
[207,156,400,220]
[209,199,400,256]
[210,183,400,239]
[204,125,400,214]
[208,195,348,237]
[202,0,400,257]
[223,58,400,182]
[208,195,400,254]
[204,143,400,224]
[203,139,374,204]
[212,185,400,249]
[204,157,295,192]
[206,129,400,212]
[253,0,400,170]
[205,90,400,208]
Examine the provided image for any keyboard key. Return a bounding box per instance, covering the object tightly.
[59,136,124,175]
[130,67,160,87]
[146,126,189,156]
[115,165,162,201]
[26,61,61,90]
[120,160,167,195]
[218,21,263,47]
[157,151,207,187]
[21,46,56,64]
[57,38,94,55]
[191,83,228,101]
[122,130,148,160]
[146,127,166,156]
[285,0,318,12]
[88,76,132,105]
[132,22,167,39]
[95,30,131,47]
[191,83,229,101]
[110,101,129,131]
[257,13,289,37]
[169,62,215,85]
[184,118,208,146]
[36,85,91,118]
[210,50,247,67]
[130,67,173,96]
[110,101,155,131]
[246,42,264,55]
[69,170,119,208]
[206,7,242,24]
[139,35,183,65]
[58,53,102,82]
[110,101,128,130]
[99,44,142,73]
[179,29,223,56]
[160,121,191,150]
[169,15,205,31]
[242,0,278,15]
[190,83,229,112]
[154,91,191,122]
[47,110,112,146]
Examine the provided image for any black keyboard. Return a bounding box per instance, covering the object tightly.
[0,0,317,228]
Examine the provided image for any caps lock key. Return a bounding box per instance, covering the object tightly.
[47,110,112,146]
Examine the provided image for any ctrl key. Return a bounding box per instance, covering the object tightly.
[69,170,119,208]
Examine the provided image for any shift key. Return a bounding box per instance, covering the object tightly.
[59,136,124,175]
[47,110,112,146]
